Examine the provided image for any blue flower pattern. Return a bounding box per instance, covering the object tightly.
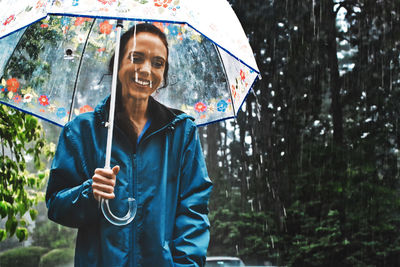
[56,107,67,118]
[217,100,228,112]
[61,17,71,26]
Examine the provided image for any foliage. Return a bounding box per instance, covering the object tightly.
[0,105,54,242]
[209,207,281,265]
[39,248,75,267]
[32,209,77,250]
[0,246,49,267]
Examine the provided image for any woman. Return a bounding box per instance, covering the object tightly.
[46,23,213,267]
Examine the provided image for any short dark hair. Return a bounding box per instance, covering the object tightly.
[109,23,170,106]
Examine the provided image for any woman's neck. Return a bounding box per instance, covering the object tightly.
[122,97,149,135]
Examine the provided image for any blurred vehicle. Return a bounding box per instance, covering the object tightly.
[206,256,245,266]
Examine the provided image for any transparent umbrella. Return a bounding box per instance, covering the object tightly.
[0,0,260,225]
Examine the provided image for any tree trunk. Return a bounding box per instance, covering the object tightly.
[325,0,344,145]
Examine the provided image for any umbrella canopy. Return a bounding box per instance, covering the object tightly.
[0,0,260,126]
[0,0,260,225]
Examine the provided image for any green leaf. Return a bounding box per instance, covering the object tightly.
[19,219,27,227]
[16,227,28,242]
[30,209,38,221]
[17,202,28,216]
[0,229,6,242]
[0,201,9,218]
[5,216,18,236]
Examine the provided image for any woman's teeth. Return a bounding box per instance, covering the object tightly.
[134,78,153,88]
[137,80,149,86]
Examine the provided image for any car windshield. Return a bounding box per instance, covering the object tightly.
[206,260,243,267]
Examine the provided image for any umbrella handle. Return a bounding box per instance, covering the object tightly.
[101,197,137,226]
[99,20,137,226]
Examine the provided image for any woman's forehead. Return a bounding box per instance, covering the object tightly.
[125,32,167,56]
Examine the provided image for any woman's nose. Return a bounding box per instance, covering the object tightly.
[138,60,151,75]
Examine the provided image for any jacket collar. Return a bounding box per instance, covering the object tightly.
[94,95,193,134]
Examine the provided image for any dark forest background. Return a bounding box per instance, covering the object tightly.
[201,0,400,266]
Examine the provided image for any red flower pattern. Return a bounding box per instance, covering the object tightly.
[98,0,116,5]
[152,22,165,32]
[38,95,49,106]
[3,15,15,26]
[79,105,94,114]
[240,69,246,81]
[36,0,46,9]
[195,102,207,113]
[154,0,172,8]
[231,85,237,99]
[13,94,22,103]
[74,17,86,26]
[6,78,19,92]
[99,21,113,34]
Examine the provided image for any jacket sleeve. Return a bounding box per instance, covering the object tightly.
[172,124,213,267]
[45,124,100,228]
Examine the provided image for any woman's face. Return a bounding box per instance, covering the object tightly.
[118,32,168,101]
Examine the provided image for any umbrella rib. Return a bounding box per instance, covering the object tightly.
[214,43,237,117]
[68,18,97,122]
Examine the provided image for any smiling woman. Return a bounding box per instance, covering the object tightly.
[118,32,167,103]
[110,23,171,139]
[45,23,213,267]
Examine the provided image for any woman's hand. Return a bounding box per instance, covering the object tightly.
[92,165,120,201]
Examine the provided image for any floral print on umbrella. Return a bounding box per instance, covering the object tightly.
[240,69,246,81]
[194,102,207,113]
[6,78,19,92]
[38,95,49,106]
[3,15,15,26]
[98,0,116,5]
[56,108,67,119]
[13,94,22,103]
[74,17,92,26]
[36,0,46,9]
[99,20,113,34]
[217,100,228,112]
[79,105,94,114]
[61,17,72,26]
[154,0,172,8]
[23,94,33,103]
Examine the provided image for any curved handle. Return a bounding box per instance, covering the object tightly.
[100,197,137,226]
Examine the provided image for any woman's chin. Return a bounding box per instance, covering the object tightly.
[121,84,155,99]
[123,91,153,102]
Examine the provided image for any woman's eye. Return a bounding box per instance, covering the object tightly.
[129,53,143,63]
[152,60,165,68]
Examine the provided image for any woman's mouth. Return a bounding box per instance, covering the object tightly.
[133,77,153,88]
[133,73,153,88]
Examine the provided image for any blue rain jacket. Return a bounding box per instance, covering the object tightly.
[46,96,212,266]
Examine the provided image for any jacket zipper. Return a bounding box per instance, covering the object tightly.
[120,116,184,266]
[131,153,137,267]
